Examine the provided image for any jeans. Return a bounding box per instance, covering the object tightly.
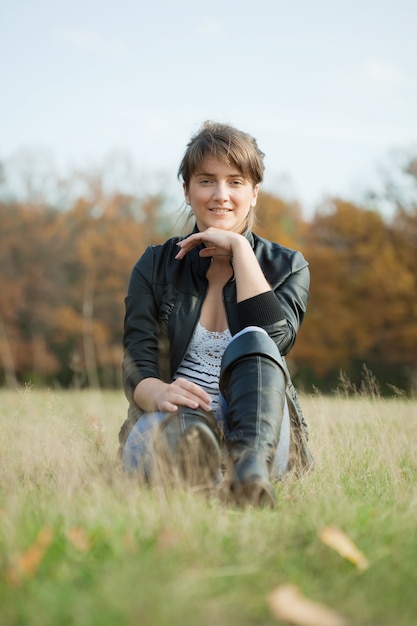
[122,400,291,480]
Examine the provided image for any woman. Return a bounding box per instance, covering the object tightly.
[119,121,313,507]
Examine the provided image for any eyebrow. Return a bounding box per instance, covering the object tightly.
[194,170,245,178]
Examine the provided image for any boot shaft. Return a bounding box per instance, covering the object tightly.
[219,328,287,507]
[219,328,287,461]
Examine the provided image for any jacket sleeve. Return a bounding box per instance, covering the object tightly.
[122,247,161,404]
[236,249,309,355]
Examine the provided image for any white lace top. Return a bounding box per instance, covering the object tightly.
[175,323,232,412]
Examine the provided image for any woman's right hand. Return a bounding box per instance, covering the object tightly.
[133,377,213,413]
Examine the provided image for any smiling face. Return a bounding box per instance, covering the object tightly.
[184,157,259,233]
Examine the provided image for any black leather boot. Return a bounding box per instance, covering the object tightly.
[220,330,287,508]
[155,408,222,490]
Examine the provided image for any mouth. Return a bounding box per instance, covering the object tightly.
[209,208,232,214]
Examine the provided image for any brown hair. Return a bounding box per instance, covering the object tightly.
[178,121,265,191]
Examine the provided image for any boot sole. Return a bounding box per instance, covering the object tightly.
[231,478,276,508]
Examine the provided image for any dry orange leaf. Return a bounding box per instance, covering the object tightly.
[7,527,54,585]
[157,528,183,552]
[267,583,348,626]
[318,525,369,571]
[66,526,91,552]
[122,531,137,552]
[16,527,53,575]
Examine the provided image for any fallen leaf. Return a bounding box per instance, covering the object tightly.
[267,583,348,626]
[318,525,369,571]
[122,531,137,552]
[157,528,183,552]
[66,527,91,552]
[6,527,54,585]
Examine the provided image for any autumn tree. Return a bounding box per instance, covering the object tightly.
[293,198,417,392]
[0,162,171,387]
[368,152,417,390]
[255,191,306,249]
[1,149,416,394]
[0,201,68,382]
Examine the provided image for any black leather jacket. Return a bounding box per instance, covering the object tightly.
[123,229,309,403]
[120,229,313,471]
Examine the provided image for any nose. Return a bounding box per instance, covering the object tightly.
[212,181,229,202]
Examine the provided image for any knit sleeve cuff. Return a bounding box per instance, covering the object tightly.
[236,291,285,328]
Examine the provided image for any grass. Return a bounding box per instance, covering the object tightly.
[0,386,416,625]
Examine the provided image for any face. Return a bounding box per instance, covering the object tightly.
[184,157,259,233]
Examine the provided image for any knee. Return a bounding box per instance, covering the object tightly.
[220,326,284,384]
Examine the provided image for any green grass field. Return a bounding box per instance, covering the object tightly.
[0,387,416,625]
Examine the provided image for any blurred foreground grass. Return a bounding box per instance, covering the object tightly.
[0,388,416,625]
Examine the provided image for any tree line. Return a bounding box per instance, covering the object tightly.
[0,152,416,395]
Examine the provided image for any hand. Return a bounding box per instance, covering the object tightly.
[157,378,213,412]
[134,377,213,413]
[175,228,242,260]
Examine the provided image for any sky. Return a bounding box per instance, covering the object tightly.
[1,0,417,218]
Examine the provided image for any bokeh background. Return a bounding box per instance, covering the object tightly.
[1,0,416,394]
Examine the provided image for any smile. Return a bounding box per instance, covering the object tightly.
[209,208,232,213]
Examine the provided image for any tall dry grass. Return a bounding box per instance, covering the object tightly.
[0,386,416,625]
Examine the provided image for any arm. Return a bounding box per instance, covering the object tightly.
[175,228,271,301]
[122,248,161,404]
[236,249,310,354]
[123,247,212,413]
[175,229,309,355]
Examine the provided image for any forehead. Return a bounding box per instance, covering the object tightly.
[193,156,243,176]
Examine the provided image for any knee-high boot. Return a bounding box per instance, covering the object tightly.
[155,408,222,490]
[219,330,287,507]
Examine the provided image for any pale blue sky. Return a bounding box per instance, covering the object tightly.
[1,0,416,217]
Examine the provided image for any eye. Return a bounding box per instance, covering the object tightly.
[231,179,244,186]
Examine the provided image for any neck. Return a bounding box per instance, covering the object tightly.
[210,255,233,268]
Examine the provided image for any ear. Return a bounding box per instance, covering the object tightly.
[183,182,190,204]
[251,184,259,207]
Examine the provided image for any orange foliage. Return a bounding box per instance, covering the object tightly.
[0,177,416,392]
[293,199,417,378]
[0,189,167,386]
[255,191,306,249]
[7,528,53,586]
